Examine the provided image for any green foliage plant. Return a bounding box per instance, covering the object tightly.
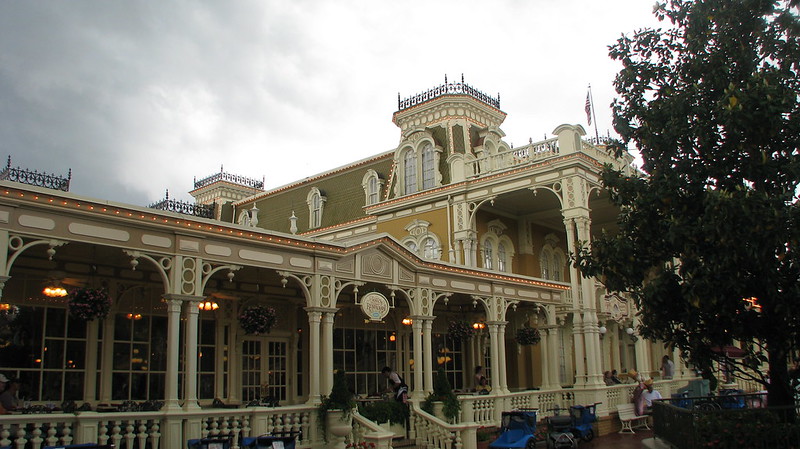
[574,0,800,409]
[357,400,409,425]
[318,370,356,439]
[421,368,461,422]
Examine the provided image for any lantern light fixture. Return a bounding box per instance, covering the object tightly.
[198,300,219,311]
[43,285,68,298]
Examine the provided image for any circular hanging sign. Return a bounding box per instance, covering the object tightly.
[361,292,391,322]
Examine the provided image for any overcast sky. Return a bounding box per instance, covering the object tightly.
[0,1,661,206]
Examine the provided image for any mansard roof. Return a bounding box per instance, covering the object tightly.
[235,151,395,234]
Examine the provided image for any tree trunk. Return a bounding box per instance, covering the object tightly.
[766,339,793,421]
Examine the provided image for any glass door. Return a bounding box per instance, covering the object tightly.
[241,338,288,403]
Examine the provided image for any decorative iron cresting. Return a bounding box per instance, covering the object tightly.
[0,156,71,192]
[398,74,501,111]
[194,166,264,190]
[148,190,215,218]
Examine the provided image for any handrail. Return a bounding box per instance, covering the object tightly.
[410,402,480,449]
[352,410,395,449]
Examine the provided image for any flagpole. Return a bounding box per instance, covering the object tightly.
[589,84,600,144]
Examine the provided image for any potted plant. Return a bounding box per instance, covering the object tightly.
[68,287,112,321]
[238,305,278,335]
[318,370,356,448]
[515,326,541,346]
[421,368,461,422]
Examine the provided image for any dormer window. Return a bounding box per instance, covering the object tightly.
[362,170,384,206]
[306,187,327,229]
[394,137,442,197]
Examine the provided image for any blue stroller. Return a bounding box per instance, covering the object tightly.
[489,410,538,449]
[568,403,600,442]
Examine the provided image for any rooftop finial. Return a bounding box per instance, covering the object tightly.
[461,73,464,83]
[220,164,224,173]
[5,156,10,170]
[165,189,169,200]
[444,74,448,84]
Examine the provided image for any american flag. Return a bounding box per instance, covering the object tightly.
[585,91,592,125]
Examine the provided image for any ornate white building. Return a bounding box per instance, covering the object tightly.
[0,80,695,449]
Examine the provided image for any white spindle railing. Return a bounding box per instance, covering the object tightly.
[351,410,395,449]
[411,403,479,449]
[467,138,560,177]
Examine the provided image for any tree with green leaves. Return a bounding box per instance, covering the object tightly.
[575,0,800,408]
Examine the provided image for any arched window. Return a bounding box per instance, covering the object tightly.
[540,250,551,279]
[306,187,327,229]
[481,219,515,272]
[540,234,566,281]
[483,240,494,270]
[422,144,435,189]
[394,139,441,197]
[422,237,438,259]
[362,170,383,206]
[552,253,563,281]
[404,150,417,194]
[402,219,442,261]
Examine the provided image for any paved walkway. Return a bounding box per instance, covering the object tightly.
[531,429,655,448]
[586,429,654,448]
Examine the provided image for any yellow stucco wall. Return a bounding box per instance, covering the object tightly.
[375,208,449,248]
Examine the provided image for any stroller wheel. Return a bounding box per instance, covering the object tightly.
[581,429,594,442]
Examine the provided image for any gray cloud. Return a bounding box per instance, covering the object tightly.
[1,0,658,206]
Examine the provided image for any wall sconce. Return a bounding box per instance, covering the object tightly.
[198,300,219,311]
[626,326,638,342]
[598,325,607,339]
[389,334,396,342]
[402,317,413,326]
[472,321,486,330]
[126,313,143,320]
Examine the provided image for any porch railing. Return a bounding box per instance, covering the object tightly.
[466,138,559,178]
[0,404,318,449]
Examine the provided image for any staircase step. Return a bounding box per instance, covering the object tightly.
[392,438,416,448]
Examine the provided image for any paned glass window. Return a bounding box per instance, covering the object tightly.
[404,151,417,194]
[422,144,435,189]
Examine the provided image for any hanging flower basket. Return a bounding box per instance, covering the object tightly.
[447,320,475,341]
[68,288,112,321]
[239,305,278,335]
[516,327,541,346]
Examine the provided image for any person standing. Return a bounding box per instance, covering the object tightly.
[474,366,491,394]
[381,366,408,404]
